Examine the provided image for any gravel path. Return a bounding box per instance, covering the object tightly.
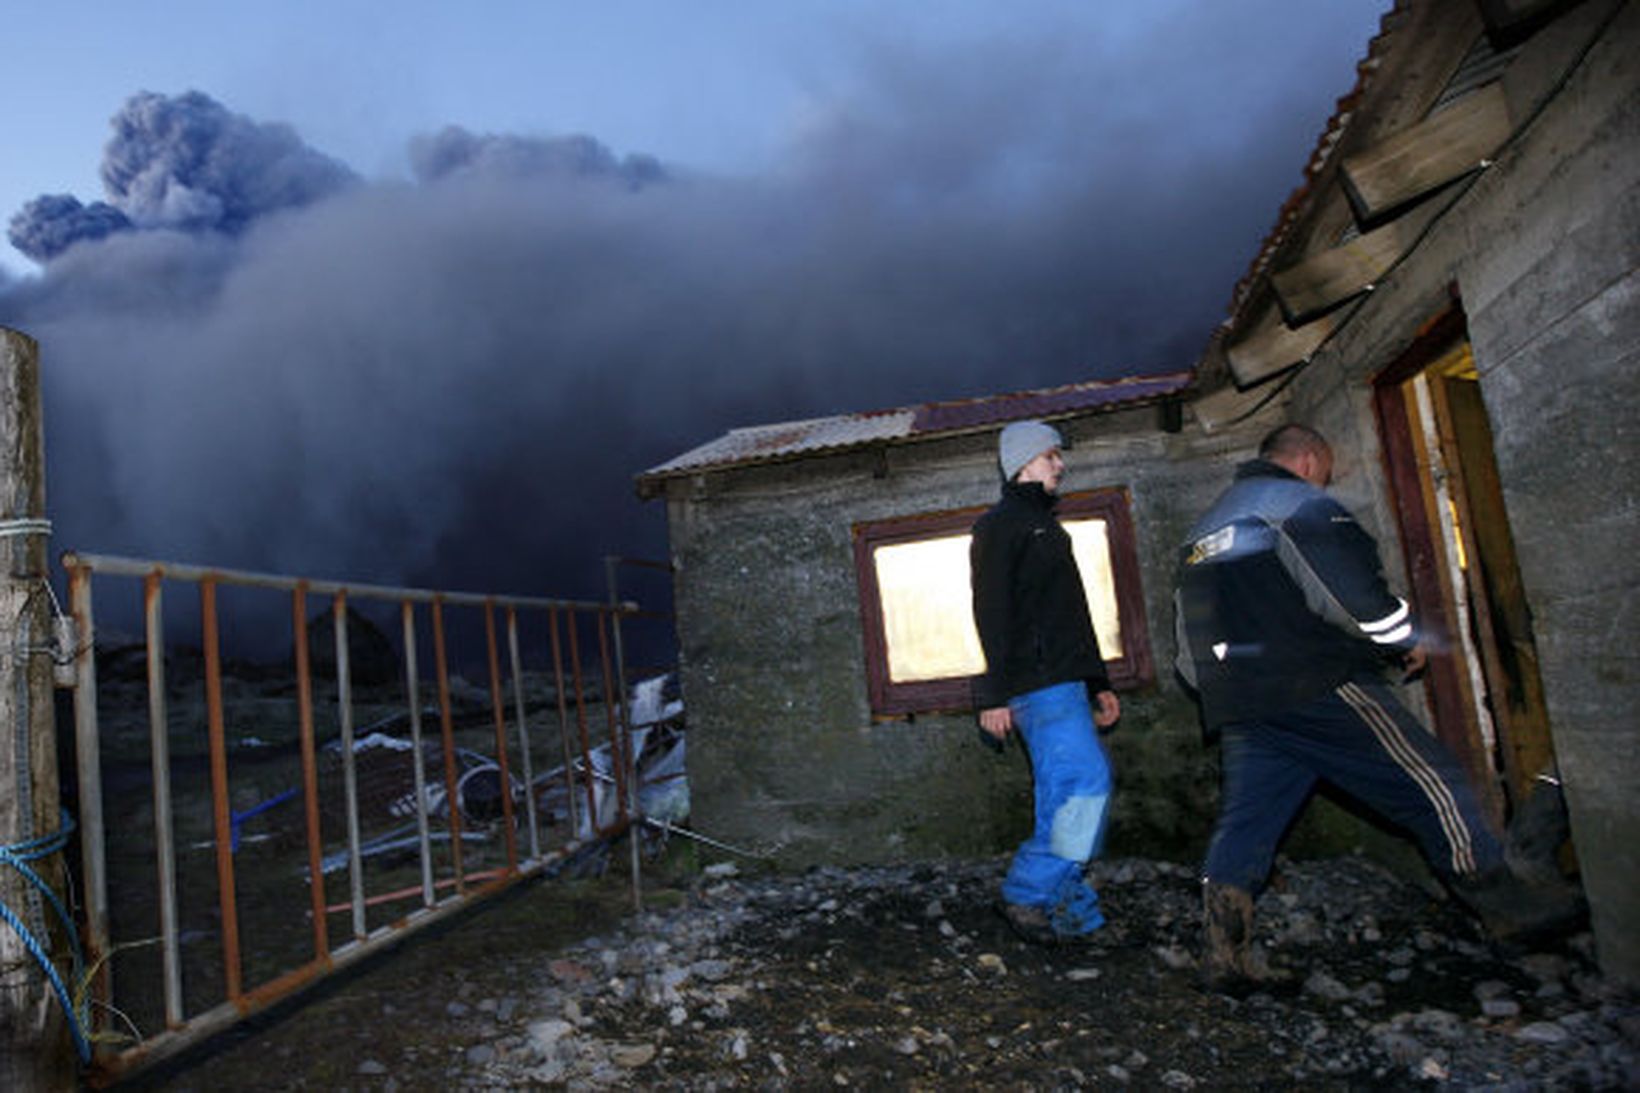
[149,852,1637,1090]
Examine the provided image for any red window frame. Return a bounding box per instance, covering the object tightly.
[852,487,1153,718]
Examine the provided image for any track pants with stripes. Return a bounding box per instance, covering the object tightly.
[1204,679,1504,893]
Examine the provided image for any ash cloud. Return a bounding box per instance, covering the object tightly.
[410,126,665,189]
[0,7,1376,628]
[8,90,355,261]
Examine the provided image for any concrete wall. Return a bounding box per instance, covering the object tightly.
[659,405,1275,870]
[1277,2,1640,982]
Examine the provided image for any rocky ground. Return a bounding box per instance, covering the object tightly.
[136,849,1636,1091]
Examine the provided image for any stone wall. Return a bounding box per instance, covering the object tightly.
[1277,2,1640,982]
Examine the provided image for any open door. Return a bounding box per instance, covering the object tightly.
[1373,307,1557,827]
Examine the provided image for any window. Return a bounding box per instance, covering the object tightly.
[852,487,1153,717]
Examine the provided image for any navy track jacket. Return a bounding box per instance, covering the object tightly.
[1174,460,1417,730]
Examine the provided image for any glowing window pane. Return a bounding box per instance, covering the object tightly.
[1067,518,1123,659]
[874,534,984,683]
[872,518,1122,685]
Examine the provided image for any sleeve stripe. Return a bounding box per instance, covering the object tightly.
[1359,599,1410,634]
[1370,622,1414,645]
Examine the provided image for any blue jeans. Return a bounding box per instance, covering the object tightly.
[1000,681,1113,935]
[1205,680,1504,892]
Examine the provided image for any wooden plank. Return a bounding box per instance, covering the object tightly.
[1225,304,1337,388]
[1189,381,1286,434]
[1342,82,1512,220]
[1443,374,1557,804]
[1271,197,1446,323]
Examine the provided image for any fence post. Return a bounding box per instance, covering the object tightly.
[0,327,73,1088]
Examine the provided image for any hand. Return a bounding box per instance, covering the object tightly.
[978,706,1013,740]
[1402,643,1428,681]
[1092,689,1120,728]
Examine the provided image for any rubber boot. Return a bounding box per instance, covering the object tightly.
[1201,881,1285,995]
[1450,866,1586,946]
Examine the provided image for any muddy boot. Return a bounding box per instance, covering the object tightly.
[1451,866,1587,947]
[1201,881,1284,995]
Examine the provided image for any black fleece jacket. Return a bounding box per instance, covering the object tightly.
[969,480,1111,709]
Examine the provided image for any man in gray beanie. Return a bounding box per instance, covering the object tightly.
[971,419,1120,945]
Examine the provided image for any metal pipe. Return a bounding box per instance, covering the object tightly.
[547,608,580,837]
[144,573,184,1027]
[431,597,465,891]
[333,592,367,942]
[401,601,435,909]
[60,552,630,615]
[290,584,330,963]
[565,612,601,833]
[482,601,519,870]
[68,563,111,1045]
[199,578,244,1004]
[595,610,627,827]
[506,607,541,861]
[604,555,644,914]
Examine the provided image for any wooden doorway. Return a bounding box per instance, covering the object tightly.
[1373,307,1557,826]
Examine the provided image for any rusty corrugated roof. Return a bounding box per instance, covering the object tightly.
[637,371,1192,492]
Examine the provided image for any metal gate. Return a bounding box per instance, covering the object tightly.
[59,551,646,1082]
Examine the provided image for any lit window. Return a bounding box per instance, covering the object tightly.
[853,488,1153,717]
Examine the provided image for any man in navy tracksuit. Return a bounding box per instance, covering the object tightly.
[1175,424,1580,990]
[971,420,1120,944]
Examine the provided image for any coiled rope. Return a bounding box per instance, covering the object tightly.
[1,810,91,1063]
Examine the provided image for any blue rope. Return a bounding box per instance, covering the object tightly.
[1,810,91,1063]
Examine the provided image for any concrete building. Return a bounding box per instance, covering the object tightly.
[638,0,1639,982]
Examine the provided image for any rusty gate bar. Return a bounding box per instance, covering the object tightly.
[505,607,541,861]
[430,596,466,893]
[400,600,436,910]
[145,572,184,1027]
[482,601,519,869]
[200,578,246,1004]
[57,551,643,1083]
[291,585,330,963]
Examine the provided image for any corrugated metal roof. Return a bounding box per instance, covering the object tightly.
[637,371,1192,490]
[912,373,1193,432]
[640,409,917,478]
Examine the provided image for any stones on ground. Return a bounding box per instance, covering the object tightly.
[357,1059,387,1075]
[209,853,1635,1089]
[1516,1020,1572,1044]
[610,1041,656,1068]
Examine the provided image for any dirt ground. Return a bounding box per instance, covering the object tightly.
[121,845,1636,1091]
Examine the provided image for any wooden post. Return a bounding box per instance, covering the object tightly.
[0,327,73,1089]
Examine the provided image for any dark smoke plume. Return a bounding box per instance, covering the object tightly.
[8,90,355,261]
[0,7,1377,643]
[410,126,665,189]
[7,195,132,263]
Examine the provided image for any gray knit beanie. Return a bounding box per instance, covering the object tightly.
[998,420,1063,481]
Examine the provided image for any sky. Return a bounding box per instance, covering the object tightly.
[0,0,1387,638]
